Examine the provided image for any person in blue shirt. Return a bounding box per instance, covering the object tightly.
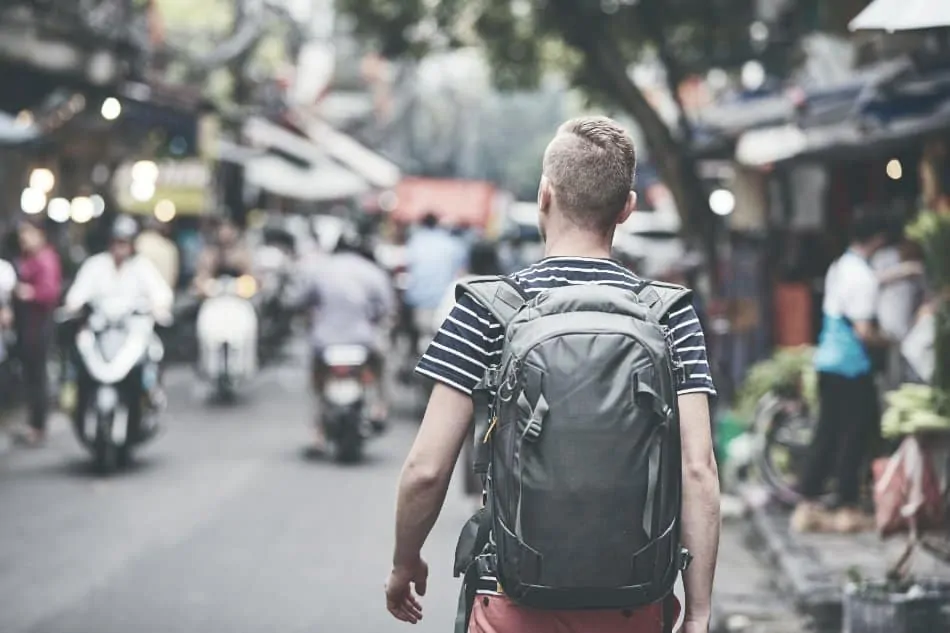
[793,216,891,534]
[403,212,468,356]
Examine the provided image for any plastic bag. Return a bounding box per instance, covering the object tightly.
[873,436,945,538]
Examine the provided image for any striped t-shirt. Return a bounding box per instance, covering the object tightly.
[415,256,716,597]
[417,256,717,397]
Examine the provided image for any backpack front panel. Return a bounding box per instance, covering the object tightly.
[488,298,683,609]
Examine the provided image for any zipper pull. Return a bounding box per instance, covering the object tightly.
[483,415,498,443]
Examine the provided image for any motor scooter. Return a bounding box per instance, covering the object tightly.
[58,296,166,474]
[196,275,259,401]
[318,345,385,463]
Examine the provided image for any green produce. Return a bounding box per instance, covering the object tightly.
[735,346,817,425]
[881,383,950,438]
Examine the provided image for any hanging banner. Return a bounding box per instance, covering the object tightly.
[114,158,213,217]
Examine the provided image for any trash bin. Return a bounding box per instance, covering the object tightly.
[843,580,950,633]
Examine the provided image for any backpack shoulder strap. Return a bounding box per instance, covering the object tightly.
[455,275,528,328]
[635,280,693,322]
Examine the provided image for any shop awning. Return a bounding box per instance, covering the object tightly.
[244,154,368,201]
[850,0,950,32]
[285,112,401,189]
[0,110,40,146]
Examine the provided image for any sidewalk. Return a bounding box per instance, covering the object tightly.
[741,485,950,633]
[711,494,810,633]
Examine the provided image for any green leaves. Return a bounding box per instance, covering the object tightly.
[735,346,818,425]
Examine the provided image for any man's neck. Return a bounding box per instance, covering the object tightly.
[543,228,614,260]
[849,243,872,259]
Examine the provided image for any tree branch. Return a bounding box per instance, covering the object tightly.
[636,0,694,142]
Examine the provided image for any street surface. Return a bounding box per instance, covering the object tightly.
[0,343,805,633]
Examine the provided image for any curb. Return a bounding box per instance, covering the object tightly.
[740,486,841,633]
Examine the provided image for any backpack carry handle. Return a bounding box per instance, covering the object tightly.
[456,276,528,327]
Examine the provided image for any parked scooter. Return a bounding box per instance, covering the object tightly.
[196,275,259,402]
[317,344,384,463]
[58,296,166,474]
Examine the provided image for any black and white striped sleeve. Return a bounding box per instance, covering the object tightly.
[415,293,504,395]
[666,299,717,397]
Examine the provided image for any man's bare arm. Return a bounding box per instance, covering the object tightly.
[678,393,721,628]
[853,319,891,348]
[393,384,473,567]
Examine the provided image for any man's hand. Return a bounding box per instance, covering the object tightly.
[14,283,35,301]
[385,558,428,623]
[0,307,11,328]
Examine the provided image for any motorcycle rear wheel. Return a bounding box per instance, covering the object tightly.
[334,427,364,464]
[93,413,118,475]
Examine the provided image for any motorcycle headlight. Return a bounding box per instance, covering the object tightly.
[236,275,258,299]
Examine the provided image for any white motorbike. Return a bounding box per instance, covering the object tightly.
[318,345,384,463]
[59,296,165,474]
[196,275,259,401]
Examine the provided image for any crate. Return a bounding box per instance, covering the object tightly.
[843,580,950,633]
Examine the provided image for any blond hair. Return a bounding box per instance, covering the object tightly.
[542,116,637,233]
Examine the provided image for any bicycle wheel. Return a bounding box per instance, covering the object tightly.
[755,393,829,507]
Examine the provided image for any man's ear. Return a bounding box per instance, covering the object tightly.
[617,191,637,225]
[538,177,553,215]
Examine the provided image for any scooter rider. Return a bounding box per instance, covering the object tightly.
[64,215,174,408]
[193,217,254,295]
[298,221,396,454]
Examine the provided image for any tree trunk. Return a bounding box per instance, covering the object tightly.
[546,0,720,292]
[585,36,720,291]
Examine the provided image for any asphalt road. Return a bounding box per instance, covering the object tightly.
[0,346,805,633]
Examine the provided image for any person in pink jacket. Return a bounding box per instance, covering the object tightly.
[14,218,62,446]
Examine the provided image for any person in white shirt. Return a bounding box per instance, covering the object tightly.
[0,257,15,323]
[0,257,16,360]
[65,215,174,415]
[65,215,173,322]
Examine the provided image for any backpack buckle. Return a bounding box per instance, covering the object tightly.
[484,365,503,389]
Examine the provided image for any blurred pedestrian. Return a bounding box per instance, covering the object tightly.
[13,218,62,446]
[0,255,15,359]
[136,218,180,291]
[793,216,891,533]
[403,212,468,356]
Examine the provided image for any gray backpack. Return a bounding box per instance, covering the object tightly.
[453,276,693,631]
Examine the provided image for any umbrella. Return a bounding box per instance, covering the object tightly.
[850,0,950,32]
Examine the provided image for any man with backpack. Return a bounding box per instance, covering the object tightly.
[385,116,721,633]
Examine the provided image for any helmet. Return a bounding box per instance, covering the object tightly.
[111,215,139,242]
[336,222,363,253]
[312,215,361,253]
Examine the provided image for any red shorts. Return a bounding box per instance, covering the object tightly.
[468,594,681,633]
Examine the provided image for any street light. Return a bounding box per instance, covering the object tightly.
[90,194,106,217]
[741,61,766,91]
[154,199,177,223]
[130,179,156,202]
[101,97,122,121]
[886,159,903,180]
[29,168,55,193]
[131,160,159,183]
[20,188,46,215]
[47,197,71,223]
[709,189,736,216]
[70,197,95,224]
